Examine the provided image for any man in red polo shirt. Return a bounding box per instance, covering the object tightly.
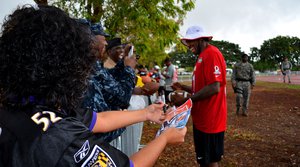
[172,25,227,167]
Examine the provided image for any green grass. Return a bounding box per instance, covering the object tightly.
[256,81,300,90]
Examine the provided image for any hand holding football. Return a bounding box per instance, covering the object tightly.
[171,82,182,90]
[142,82,159,95]
[168,90,191,106]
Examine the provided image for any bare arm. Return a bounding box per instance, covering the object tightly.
[172,82,192,93]
[92,103,165,133]
[132,87,144,95]
[171,82,220,106]
[181,84,192,93]
[130,127,187,167]
[191,82,220,102]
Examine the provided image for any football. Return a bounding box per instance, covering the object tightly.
[142,82,160,95]
[168,90,191,103]
[140,75,152,83]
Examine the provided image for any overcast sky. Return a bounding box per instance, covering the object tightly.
[1,0,300,54]
[0,0,35,21]
[180,0,300,53]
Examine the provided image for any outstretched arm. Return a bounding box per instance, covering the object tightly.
[172,82,192,93]
[130,127,187,167]
[92,103,165,133]
[191,82,220,102]
[172,82,220,106]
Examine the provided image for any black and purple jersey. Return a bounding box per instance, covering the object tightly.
[0,105,134,167]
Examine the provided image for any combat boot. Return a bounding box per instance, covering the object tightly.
[242,110,248,117]
[236,108,240,115]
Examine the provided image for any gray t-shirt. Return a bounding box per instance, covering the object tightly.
[164,64,176,91]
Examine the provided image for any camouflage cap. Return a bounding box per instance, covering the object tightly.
[90,22,110,37]
[77,18,110,37]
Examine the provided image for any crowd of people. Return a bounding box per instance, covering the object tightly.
[0,5,225,167]
[0,5,185,167]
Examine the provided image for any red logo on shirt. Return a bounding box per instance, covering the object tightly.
[213,66,221,76]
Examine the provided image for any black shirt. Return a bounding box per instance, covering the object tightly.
[0,105,133,167]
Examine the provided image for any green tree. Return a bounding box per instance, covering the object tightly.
[168,40,244,70]
[249,47,263,71]
[258,36,300,71]
[168,50,196,70]
[210,40,244,67]
[38,0,195,65]
[249,47,260,62]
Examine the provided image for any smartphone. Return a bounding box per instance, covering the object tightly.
[128,45,134,57]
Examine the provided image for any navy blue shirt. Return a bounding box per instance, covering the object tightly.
[80,60,135,142]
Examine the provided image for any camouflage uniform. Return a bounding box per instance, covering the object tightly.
[80,60,136,142]
[281,60,292,83]
[231,62,255,116]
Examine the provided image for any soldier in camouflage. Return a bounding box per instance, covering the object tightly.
[231,54,255,116]
[280,57,292,83]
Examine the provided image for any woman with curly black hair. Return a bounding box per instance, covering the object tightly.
[0,5,95,112]
[0,5,186,167]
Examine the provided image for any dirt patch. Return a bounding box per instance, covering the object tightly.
[141,81,300,167]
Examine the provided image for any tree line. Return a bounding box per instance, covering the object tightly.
[35,0,196,66]
[34,0,299,71]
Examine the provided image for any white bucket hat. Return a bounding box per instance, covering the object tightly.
[181,25,213,46]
